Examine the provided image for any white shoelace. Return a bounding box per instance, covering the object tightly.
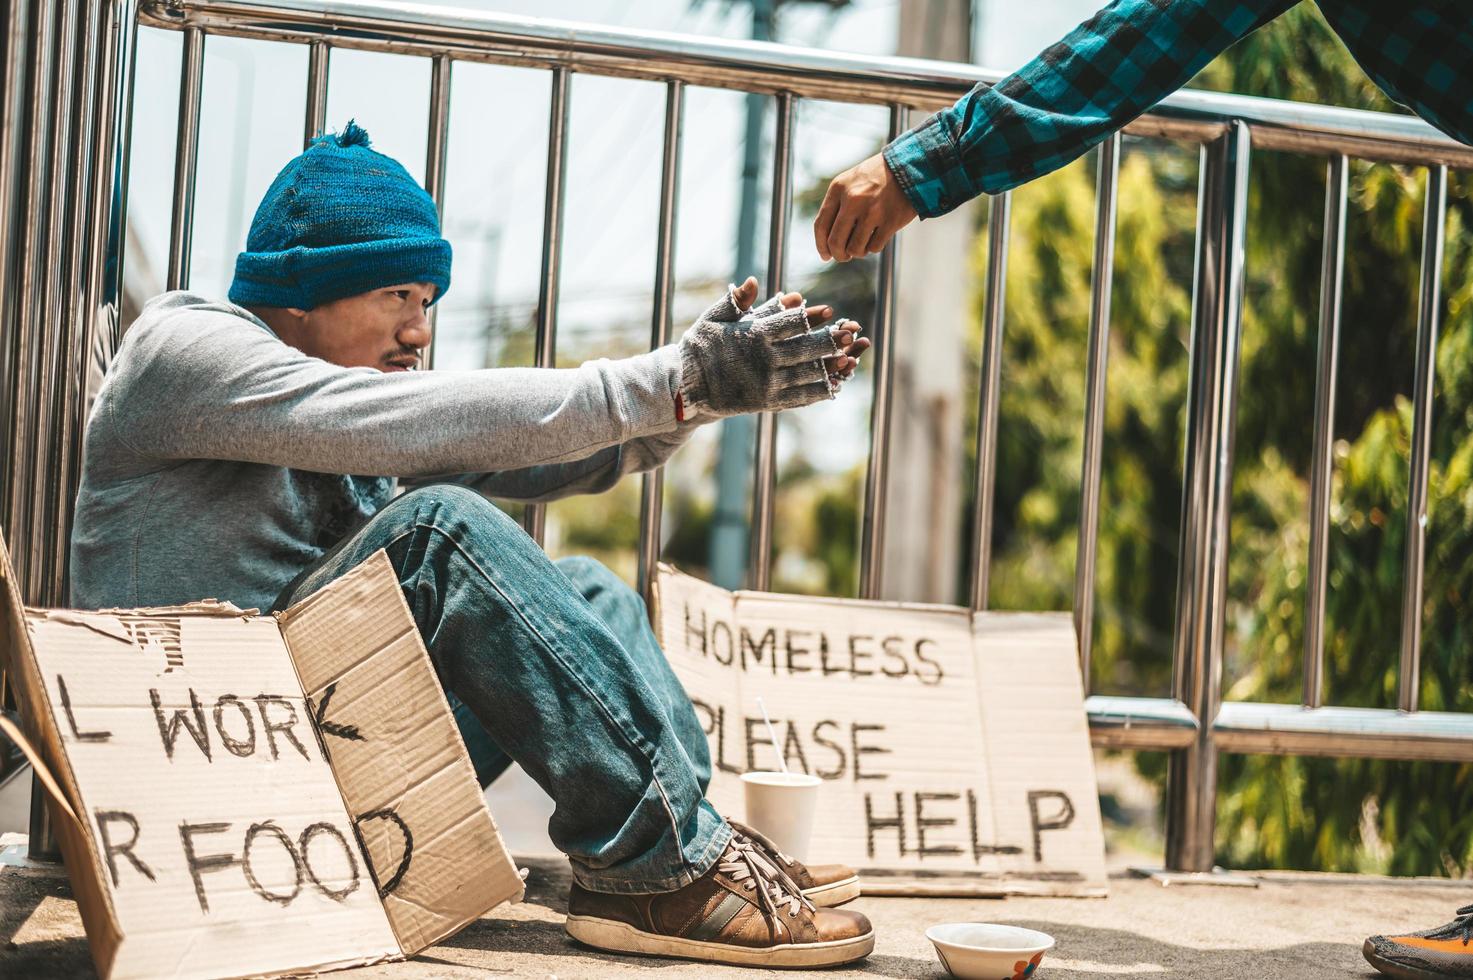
[717,837,816,937]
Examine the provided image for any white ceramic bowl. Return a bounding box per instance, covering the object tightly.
[924,923,1055,980]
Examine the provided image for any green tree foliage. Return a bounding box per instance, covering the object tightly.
[982,3,1473,873]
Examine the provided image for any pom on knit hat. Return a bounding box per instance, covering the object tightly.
[333,120,372,148]
[228,120,451,310]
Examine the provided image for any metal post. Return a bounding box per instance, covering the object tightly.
[1164,121,1251,873]
[422,53,451,370]
[746,90,793,593]
[16,0,68,865]
[8,0,60,602]
[968,190,1010,610]
[1303,153,1347,710]
[1399,164,1446,713]
[637,79,684,606]
[77,0,136,389]
[303,39,329,147]
[1074,133,1120,686]
[0,0,30,539]
[166,26,205,290]
[57,0,125,603]
[102,0,141,349]
[857,104,906,601]
[33,0,83,598]
[524,67,570,546]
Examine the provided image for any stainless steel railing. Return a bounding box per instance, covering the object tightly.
[5,0,1473,872]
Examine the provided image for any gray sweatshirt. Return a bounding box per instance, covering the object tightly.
[70,291,697,611]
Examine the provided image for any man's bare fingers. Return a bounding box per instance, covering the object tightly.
[814,185,841,261]
[826,206,860,263]
[846,220,879,262]
[842,336,871,358]
[805,304,833,328]
[779,291,804,309]
[732,276,759,310]
[862,225,895,256]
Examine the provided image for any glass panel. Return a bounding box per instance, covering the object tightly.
[1420,170,1470,713]
[542,74,667,583]
[324,49,430,184]
[1221,149,1325,705]
[121,27,182,329]
[436,63,551,372]
[660,86,773,590]
[1074,135,1199,698]
[1321,161,1424,709]
[771,98,890,598]
[188,37,307,300]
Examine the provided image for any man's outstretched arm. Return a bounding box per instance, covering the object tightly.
[102,284,863,483]
[402,282,869,501]
[104,297,686,479]
[816,0,1294,260]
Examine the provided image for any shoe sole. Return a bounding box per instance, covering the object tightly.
[802,876,861,907]
[1363,938,1468,979]
[566,914,875,967]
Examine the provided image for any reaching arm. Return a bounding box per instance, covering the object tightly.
[884,0,1295,219]
[103,294,684,478]
[399,281,868,500]
[403,425,701,502]
[815,0,1293,259]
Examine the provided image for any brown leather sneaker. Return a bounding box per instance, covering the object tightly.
[565,835,875,967]
[728,818,861,907]
[1366,904,1473,978]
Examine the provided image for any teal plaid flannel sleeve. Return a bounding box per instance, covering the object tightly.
[882,0,1294,219]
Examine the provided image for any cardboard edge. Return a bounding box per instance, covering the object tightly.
[271,550,396,629]
[276,549,525,958]
[84,599,258,617]
[655,562,976,621]
[859,879,1110,899]
[651,561,673,651]
[0,536,124,978]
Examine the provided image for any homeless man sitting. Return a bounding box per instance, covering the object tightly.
[68,123,875,969]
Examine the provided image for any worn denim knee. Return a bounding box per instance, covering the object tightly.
[278,483,731,893]
[552,554,714,796]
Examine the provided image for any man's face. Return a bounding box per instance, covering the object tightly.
[291,282,437,372]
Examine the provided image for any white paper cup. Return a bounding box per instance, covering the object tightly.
[741,771,821,863]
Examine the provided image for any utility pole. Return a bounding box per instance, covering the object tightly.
[708,0,847,590]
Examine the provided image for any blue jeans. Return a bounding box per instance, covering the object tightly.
[272,483,731,894]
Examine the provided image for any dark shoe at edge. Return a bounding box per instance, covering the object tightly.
[1366,905,1473,978]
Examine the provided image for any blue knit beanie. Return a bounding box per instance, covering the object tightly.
[228,121,451,310]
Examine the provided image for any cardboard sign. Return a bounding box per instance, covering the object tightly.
[0,541,524,979]
[654,564,1107,897]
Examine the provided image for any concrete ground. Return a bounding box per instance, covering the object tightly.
[3,849,1470,979]
[5,761,1470,978]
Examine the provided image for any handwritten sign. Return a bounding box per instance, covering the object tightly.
[25,610,399,978]
[1,545,522,980]
[654,565,1107,896]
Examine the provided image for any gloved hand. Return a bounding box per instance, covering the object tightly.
[677,284,851,421]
